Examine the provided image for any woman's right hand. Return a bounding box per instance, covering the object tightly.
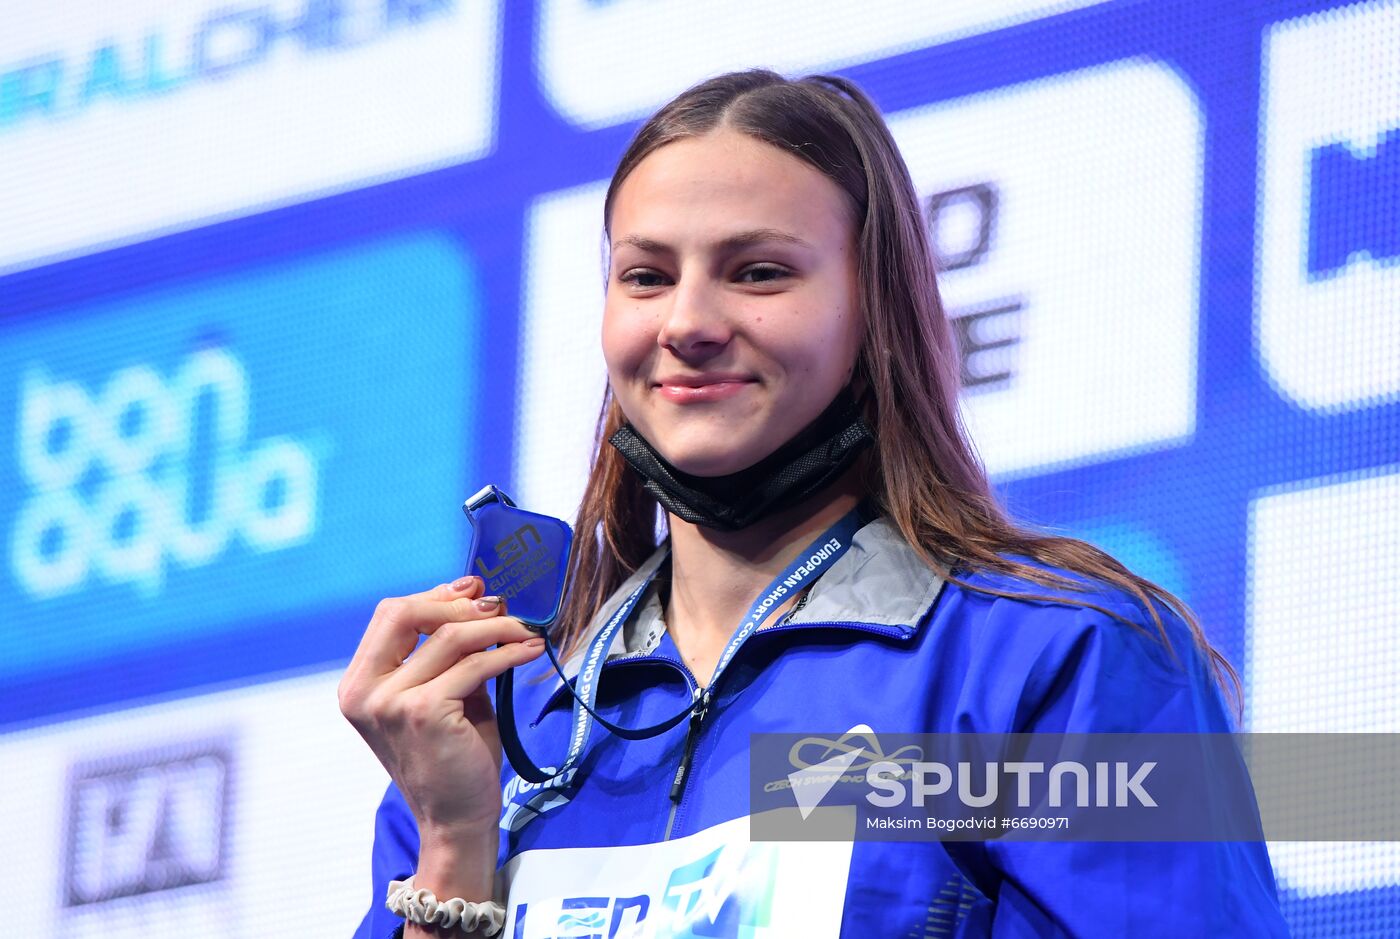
[338,575,546,840]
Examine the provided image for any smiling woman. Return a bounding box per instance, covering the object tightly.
[602,130,863,479]
[343,69,1289,939]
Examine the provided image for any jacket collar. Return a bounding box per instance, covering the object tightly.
[553,514,946,683]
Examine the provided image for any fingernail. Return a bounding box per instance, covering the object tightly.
[451,575,480,593]
[475,596,501,612]
[524,637,544,648]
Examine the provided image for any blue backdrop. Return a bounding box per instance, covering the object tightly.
[1,1,1397,934]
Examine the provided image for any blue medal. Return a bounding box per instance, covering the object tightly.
[460,485,573,630]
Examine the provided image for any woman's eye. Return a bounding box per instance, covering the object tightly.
[738,265,788,283]
[620,270,668,288]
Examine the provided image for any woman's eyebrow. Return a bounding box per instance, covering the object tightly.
[611,228,816,254]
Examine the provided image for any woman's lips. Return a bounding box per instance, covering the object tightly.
[654,379,756,403]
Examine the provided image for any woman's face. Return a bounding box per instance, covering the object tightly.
[602,128,864,477]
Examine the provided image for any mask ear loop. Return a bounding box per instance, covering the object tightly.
[850,359,876,413]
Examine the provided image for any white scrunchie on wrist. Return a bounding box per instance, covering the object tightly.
[386,875,505,935]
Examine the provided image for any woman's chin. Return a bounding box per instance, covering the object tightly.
[659,445,767,479]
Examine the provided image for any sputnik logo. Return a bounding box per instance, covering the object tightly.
[786,724,874,820]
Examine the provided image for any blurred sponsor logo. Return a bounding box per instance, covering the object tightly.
[0,0,457,133]
[63,744,231,906]
[891,61,1203,477]
[926,182,1026,393]
[1257,2,1400,410]
[0,235,475,690]
[0,1,499,274]
[13,349,318,598]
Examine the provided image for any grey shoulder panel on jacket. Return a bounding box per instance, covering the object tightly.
[785,514,945,630]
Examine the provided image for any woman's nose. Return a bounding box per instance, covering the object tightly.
[656,276,732,360]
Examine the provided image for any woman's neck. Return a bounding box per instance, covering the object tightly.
[662,464,865,646]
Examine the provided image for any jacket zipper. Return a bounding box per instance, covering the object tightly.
[669,687,710,803]
[662,678,702,841]
[662,597,812,841]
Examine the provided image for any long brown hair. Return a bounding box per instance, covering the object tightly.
[551,69,1240,715]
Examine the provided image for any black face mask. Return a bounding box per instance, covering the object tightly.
[607,382,875,531]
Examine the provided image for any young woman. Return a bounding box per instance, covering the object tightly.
[340,70,1288,937]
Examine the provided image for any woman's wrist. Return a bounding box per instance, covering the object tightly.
[414,820,500,902]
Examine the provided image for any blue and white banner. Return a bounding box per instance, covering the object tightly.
[0,0,500,274]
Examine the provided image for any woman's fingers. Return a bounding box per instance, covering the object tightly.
[340,576,541,728]
[336,575,543,836]
[384,612,540,691]
[423,634,547,703]
[417,575,486,603]
[346,582,492,679]
[341,577,490,722]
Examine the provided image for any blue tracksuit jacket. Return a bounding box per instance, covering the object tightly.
[353,513,1288,938]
